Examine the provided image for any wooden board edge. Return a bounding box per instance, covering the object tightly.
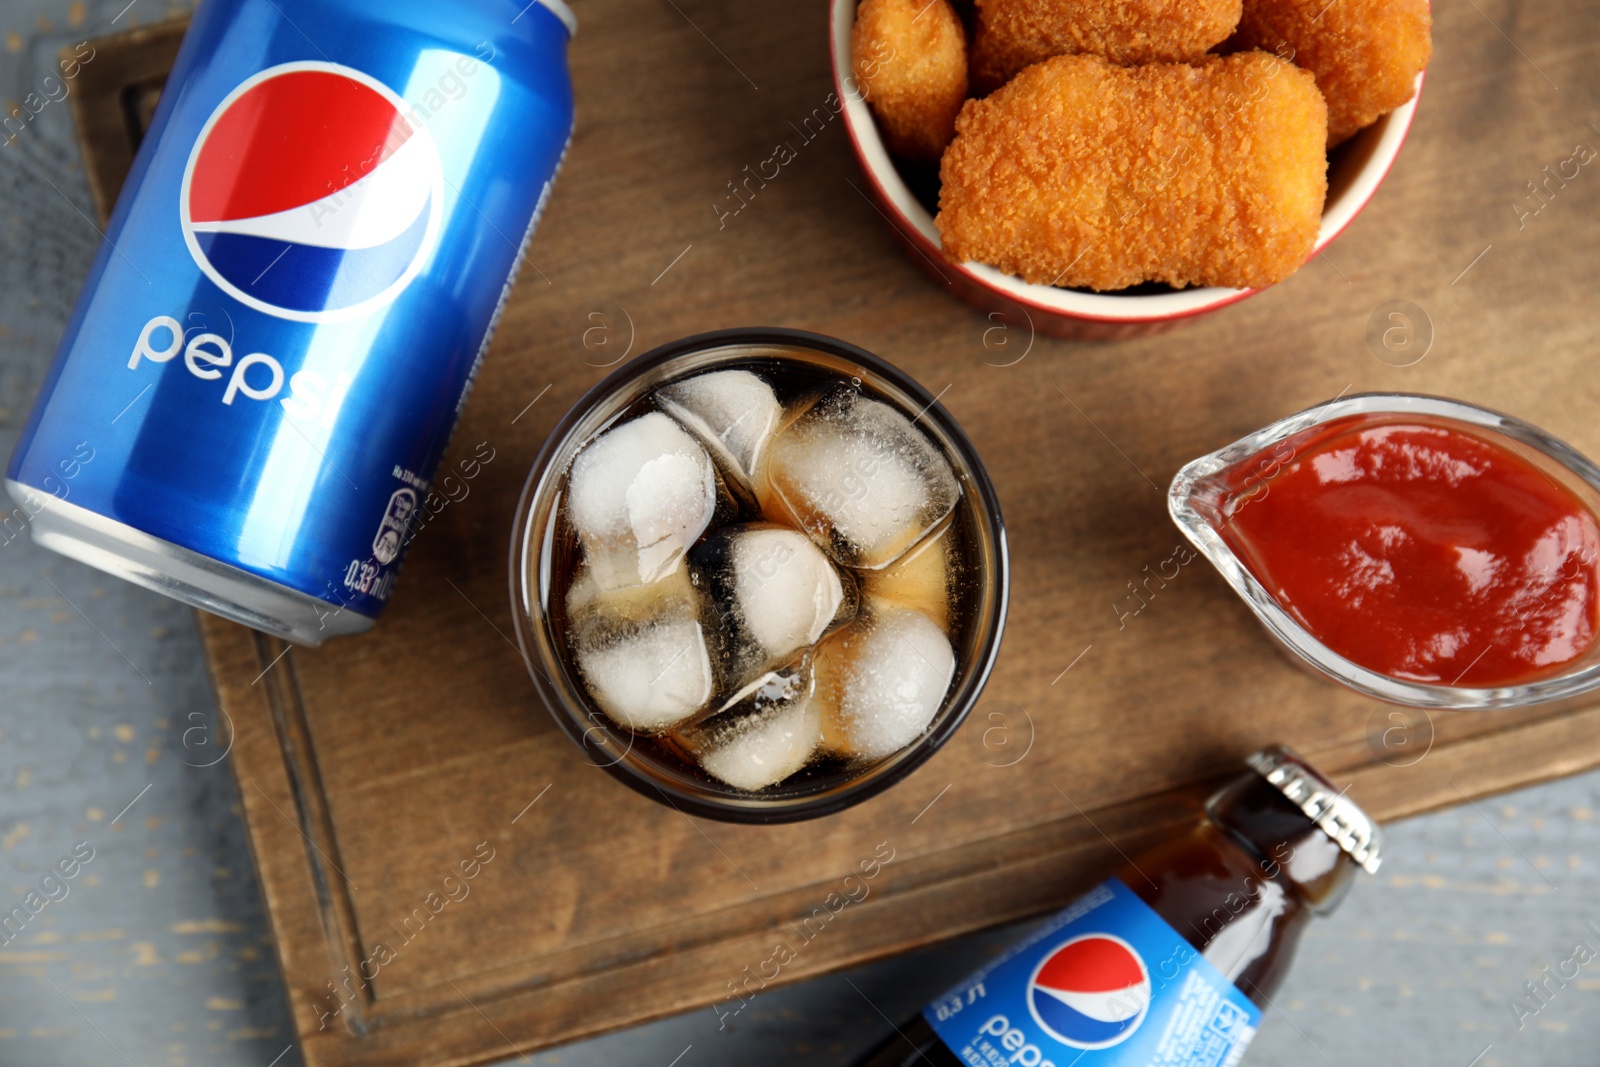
[1343,702,1600,823]
[300,808,1196,1067]
[195,613,370,1040]
[64,14,188,221]
[209,688,1600,1067]
[278,698,1600,1067]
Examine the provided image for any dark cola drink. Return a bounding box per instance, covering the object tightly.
[855,745,1382,1066]
[538,340,999,806]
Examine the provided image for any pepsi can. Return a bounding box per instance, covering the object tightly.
[6,0,576,644]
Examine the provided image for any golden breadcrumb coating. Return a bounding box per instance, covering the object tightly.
[852,0,969,162]
[969,0,1241,95]
[1231,0,1431,146]
[937,52,1328,291]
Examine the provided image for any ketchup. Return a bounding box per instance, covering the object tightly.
[1218,416,1600,686]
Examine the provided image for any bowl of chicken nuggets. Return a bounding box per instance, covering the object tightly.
[831,0,1431,338]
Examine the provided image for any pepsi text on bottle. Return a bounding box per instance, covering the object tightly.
[6,0,576,645]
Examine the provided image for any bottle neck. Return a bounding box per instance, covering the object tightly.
[1117,768,1364,1007]
[1206,771,1359,914]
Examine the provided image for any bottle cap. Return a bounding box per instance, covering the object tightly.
[1247,745,1383,874]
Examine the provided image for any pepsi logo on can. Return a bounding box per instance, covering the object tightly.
[180,62,444,323]
[1027,934,1150,1049]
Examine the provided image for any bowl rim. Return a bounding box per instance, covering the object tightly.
[1168,392,1600,710]
[508,327,1011,823]
[827,0,1425,324]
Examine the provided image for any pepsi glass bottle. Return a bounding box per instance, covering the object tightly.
[854,745,1382,1066]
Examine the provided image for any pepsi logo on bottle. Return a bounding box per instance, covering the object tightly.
[1028,934,1150,1049]
[180,62,444,324]
[923,879,1261,1065]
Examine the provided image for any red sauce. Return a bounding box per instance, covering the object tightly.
[1218,416,1600,686]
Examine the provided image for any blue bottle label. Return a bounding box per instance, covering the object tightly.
[923,879,1261,1067]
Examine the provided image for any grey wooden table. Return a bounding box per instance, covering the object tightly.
[1,2,1596,1065]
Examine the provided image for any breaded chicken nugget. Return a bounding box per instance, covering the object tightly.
[937,52,1328,291]
[852,0,969,162]
[969,0,1241,95]
[1230,0,1430,146]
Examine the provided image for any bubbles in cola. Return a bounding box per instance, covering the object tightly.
[551,359,980,793]
[763,385,960,570]
[862,522,954,630]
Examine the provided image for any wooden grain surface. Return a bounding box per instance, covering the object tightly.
[70,4,1600,1065]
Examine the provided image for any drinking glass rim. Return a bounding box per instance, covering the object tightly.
[509,327,1011,822]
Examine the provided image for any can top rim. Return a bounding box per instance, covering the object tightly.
[530,0,577,36]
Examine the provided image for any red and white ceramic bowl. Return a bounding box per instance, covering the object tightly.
[828,0,1425,340]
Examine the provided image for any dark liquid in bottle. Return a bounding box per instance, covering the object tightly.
[854,770,1361,1066]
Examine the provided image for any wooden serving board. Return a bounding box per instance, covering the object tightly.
[71,6,1600,1065]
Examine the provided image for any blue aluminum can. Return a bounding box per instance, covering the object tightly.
[6,0,575,644]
